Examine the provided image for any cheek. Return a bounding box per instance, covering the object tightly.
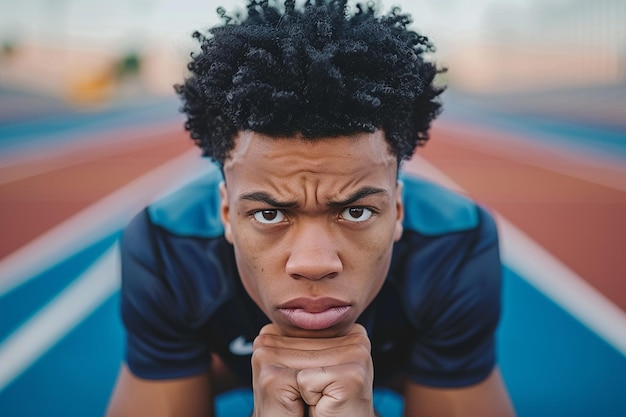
[365,218,398,259]
[346,225,394,279]
[365,247,393,301]
[367,243,393,278]
[230,223,261,283]
[231,229,283,310]
[365,221,397,276]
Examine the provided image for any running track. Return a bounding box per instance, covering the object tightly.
[0,86,625,416]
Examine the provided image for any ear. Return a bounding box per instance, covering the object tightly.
[394,180,404,242]
[219,181,234,244]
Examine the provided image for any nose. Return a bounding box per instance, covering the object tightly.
[285,221,343,281]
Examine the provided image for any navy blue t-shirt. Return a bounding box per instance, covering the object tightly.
[120,167,502,388]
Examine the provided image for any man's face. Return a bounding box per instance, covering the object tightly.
[220,130,403,338]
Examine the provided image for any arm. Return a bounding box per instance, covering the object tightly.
[105,365,212,417]
[403,368,515,417]
[108,211,223,416]
[397,203,514,416]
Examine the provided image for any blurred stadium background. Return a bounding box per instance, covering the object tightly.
[0,0,625,416]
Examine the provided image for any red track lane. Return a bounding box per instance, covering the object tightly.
[411,126,626,312]
[0,128,194,259]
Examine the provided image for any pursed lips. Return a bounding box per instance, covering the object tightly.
[276,297,353,331]
[277,296,351,312]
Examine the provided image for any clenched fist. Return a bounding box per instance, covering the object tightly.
[251,323,375,417]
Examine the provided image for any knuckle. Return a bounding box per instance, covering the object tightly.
[252,333,274,350]
[294,366,319,385]
[259,323,279,336]
[254,362,295,390]
[250,346,271,369]
[342,339,372,359]
[345,333,371,351]
[351,323,368,336]
[355,343,372,359]
[258,364,284,385]
[350,363,370,380]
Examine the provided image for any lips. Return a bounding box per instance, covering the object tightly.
[276,297,353,331]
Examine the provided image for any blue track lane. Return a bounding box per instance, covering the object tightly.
[0,293,124,417]
[0,234,120,340]
[498,268,626,417]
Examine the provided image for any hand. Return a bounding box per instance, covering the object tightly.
[251,323,375,417]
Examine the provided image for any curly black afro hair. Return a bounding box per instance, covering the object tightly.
[175,0,446,166]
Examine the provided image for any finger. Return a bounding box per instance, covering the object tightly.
[254,341,372,373]
[255,324,371,352]
[251,351,304,417]
[296,362,374,410]
[259,323,367,339]
[252,392,303,417]
[259,323,282,336]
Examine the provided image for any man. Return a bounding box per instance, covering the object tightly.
[106,1,516,416]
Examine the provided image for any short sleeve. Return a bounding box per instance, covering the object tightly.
[407,208,502,387]
[119,210,212,379]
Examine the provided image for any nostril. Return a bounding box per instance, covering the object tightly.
[289,271,339,281]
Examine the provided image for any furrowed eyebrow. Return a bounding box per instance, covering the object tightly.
[240,191,298,208]
[240,187,388,209]
[327,187,388,208]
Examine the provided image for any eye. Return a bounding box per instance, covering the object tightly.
[253,209,286,224]
[341,207,373,223]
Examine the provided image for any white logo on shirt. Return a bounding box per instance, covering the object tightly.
[229,335,254,355]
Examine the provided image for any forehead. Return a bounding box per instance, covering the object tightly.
[223,130,397,182]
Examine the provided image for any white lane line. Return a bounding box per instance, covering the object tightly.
[0,148,210,296]
[0,245,120,393]
[405,155,626,357]
[497,215,626,356]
